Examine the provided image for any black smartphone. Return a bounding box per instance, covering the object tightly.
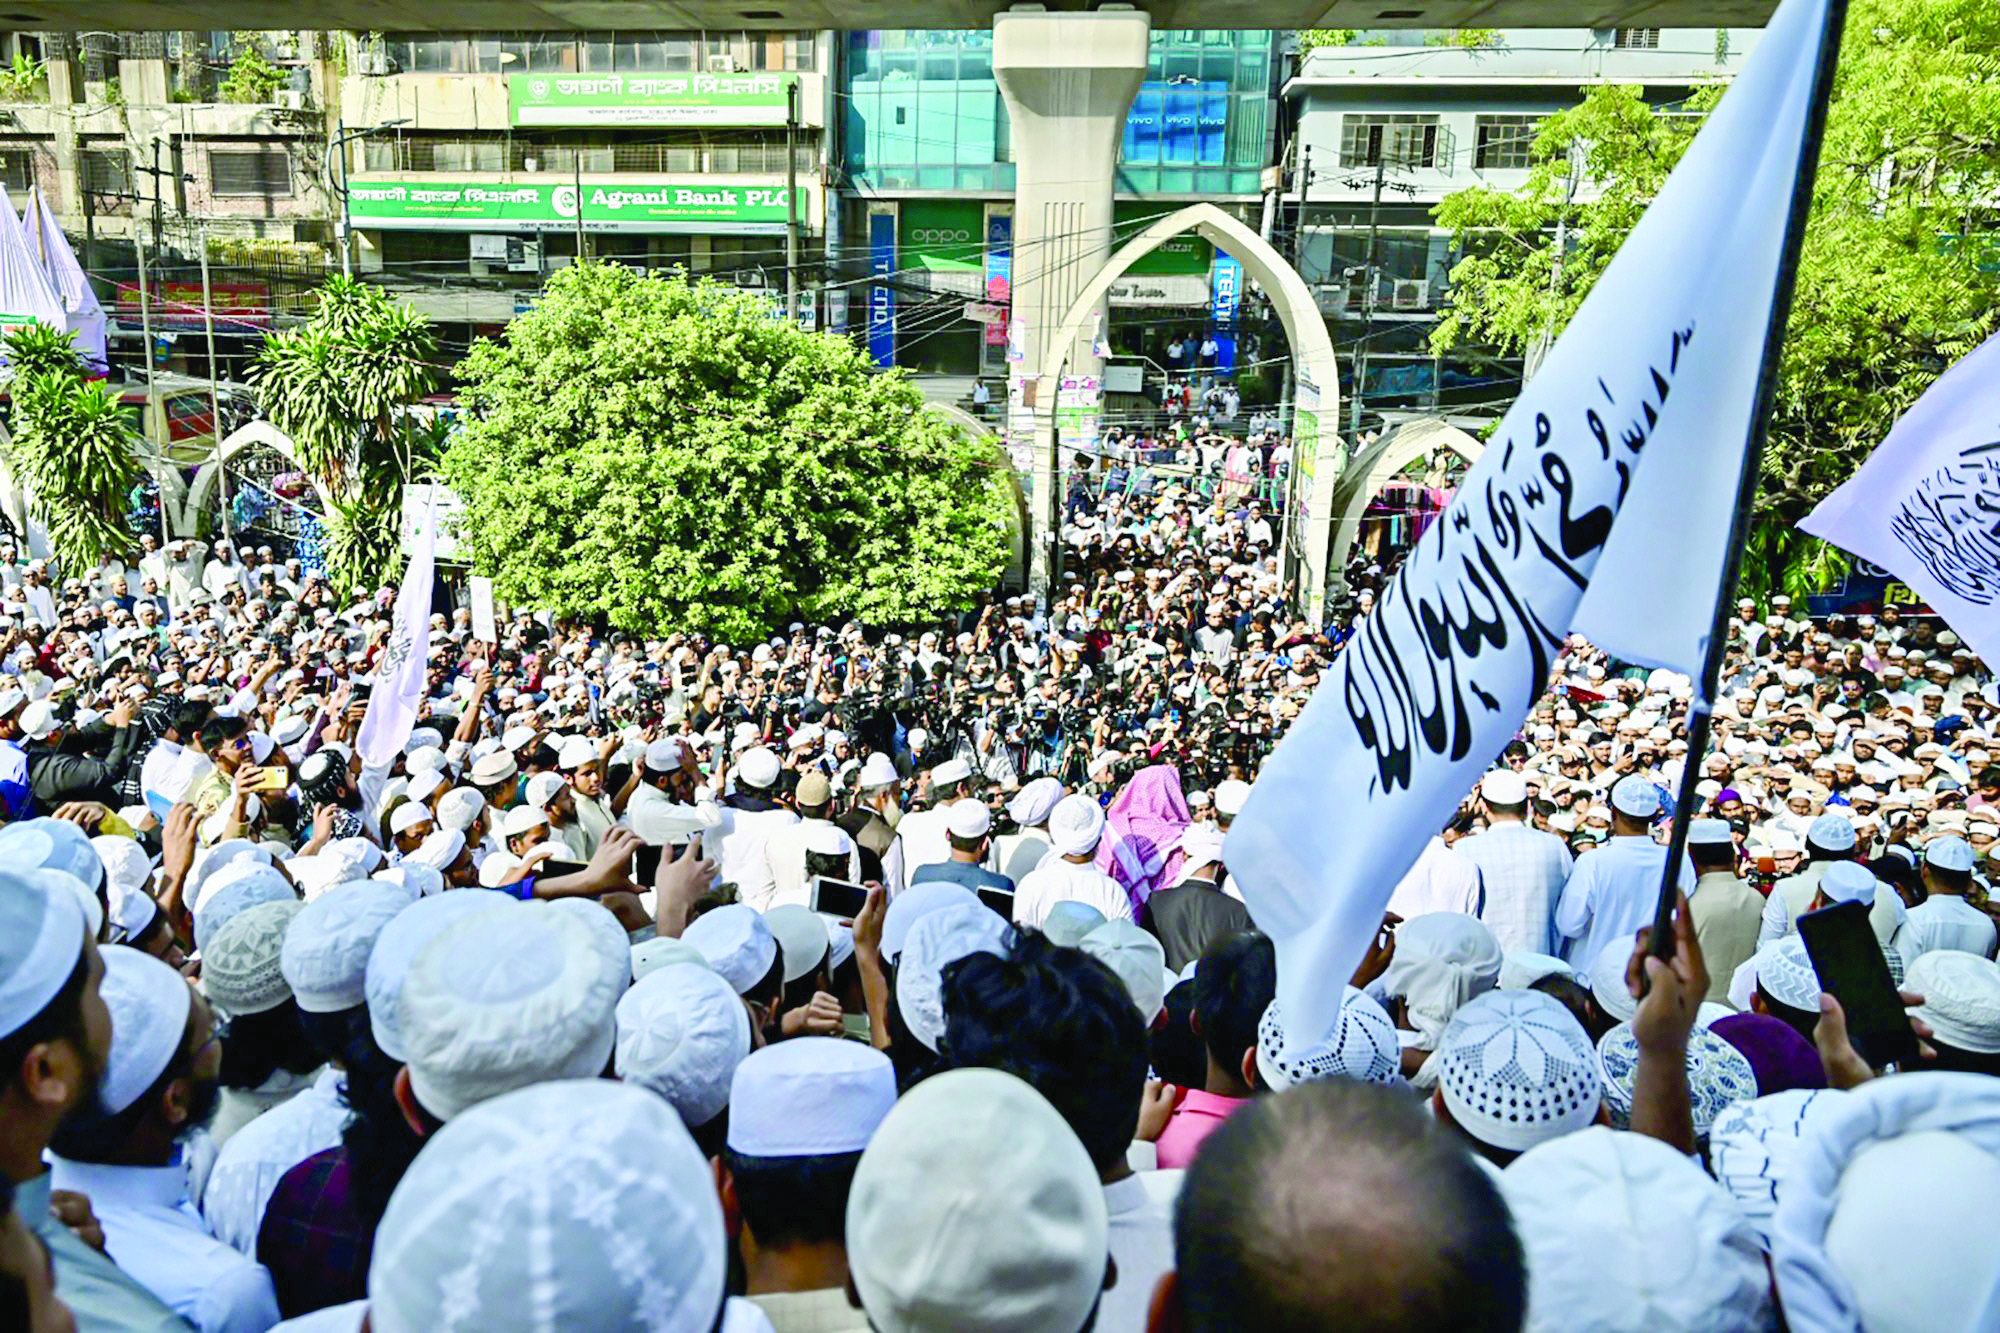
[811,877,870,918]
[1796,899,1918,1070]
[540,859,589,880]
[976,886,1015,919]
[633,845,665,886]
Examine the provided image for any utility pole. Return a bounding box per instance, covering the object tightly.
[784,77,801,324]
[1348,156,1385,439]
[572,148,585,262]
[133,229,168,542]
[150,141,164,254]
[335,117,353,277]
[197,225,232,540]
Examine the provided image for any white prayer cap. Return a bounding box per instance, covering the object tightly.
[1772,1072,2000,1333]
[879,882,978,963]
[1255,988,1400,1091]
[858,753,900,789]
[1808,813,1858,852]
[92,837,156,941]
[330,836,386,877]
[557,735,599,770]
[1504,1126,1773,1332]
[193,865,296,952]
[631,935,707,983]
[1041,899,1106,948]
[762,905,829,984]
[477,852,522,889]
[848,1068,1107,1333]
[1499,951,1575,991]
[388,801,434,837]
[826,920,856,971]
[615,961,751,1128]
[0,818,106,894]
[1907,950,2000,1055]
[1080,920,1166,1024]
[470,752,518,788]
[1688,818,1734,847]
[895,902,1011,1052]
[1381,912,1503,1047]
[804,824,853,859]
[524,772,566,811]
[928,757,973,788]
[96,945,193,1115]
[1008,777,1065,828]
[404,742,446,774]
[436,787,485,833]
[736,746,781,790]
[370,1079,726,1333]
[402,903,624,1120]
[549,898,634,991]
[365,890,514,1062]
[644,738,685,773]
[1481,769,1527,805]
[408,829,467,872]
[282,880,413,1013]
[1924,834,1975,873]
[727,1037,896,1158]
[403,768,444,805]
[500,805,548,839]
[1598,1021,1757,1138]
[1753,935,1823,1012]
[1588,939,1639,1022]
[203,900,303,1018]
[500,724,538,753]
[1436,990,1600,1152]
[1818,861,1878,906]
[1609,775,1660,819]
[1213,778,1251,817]
[407,726,445,754]
[944,799,991,841]
[682,904,779,995]
[1708,1089,1845,1247]
[375,863,445,899]
[1047,794,1107,857]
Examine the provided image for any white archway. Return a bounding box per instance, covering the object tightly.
[1026,203,1348,625]
[1326,416,1484,597]
[179,421,331,536]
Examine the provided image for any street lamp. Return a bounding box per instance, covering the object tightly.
[331,117,411,278]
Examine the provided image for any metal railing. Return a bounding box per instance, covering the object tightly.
[363,136,816,178]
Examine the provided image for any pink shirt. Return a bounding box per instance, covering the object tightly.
[1154,1089,1248,1170]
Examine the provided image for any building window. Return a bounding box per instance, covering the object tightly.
[209,149,293,198]
[1473,115,1542,170]
[1339,114,1440,170]
[0,148,32,193]
[1614,28,1662,49]
[82,149,130,196]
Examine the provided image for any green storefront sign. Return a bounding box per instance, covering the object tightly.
[348,178,794,234]
[1114,204,1214,276]
[900,199,985,273]
[508,72,796,126]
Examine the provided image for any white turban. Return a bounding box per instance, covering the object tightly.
[1047,794,1106,857]
[1007,777,1066,829]
[1381,912,1502,1049]
[1772,1072,2000,1333]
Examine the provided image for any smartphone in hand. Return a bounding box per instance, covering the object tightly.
[1797,899,1918,1070]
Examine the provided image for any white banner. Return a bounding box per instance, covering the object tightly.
[1224,0,1836,1052]
[1801,330,2000,663]
[469,575,498,644]
[358,495,438,769]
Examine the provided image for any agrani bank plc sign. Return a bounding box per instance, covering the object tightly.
[348,178,799,235]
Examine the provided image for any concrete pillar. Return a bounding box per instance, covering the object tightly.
[993,3,1148,601]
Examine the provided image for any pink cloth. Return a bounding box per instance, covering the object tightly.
[1154,1089,1248,1170]
[1096,765,1191,912]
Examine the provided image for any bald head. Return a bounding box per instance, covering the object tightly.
[1159,1081,1523,1333]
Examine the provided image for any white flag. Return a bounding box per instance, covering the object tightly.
[1225,0,1837,1051]
[469,575,498,645]
[357,497,438,769]
[1800,331,2000,664]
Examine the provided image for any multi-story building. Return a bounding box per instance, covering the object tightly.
[841,28,1281,377]
[1285,25,1760,415]
[339,30,829,352]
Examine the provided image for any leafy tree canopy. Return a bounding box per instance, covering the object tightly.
[442,264,1014,641]
[1429,0,2000,596]
[3,324,142,567]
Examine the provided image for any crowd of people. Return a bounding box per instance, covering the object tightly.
[3,462,2000,1333]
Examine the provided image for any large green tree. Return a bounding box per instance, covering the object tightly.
[1430,0,2000,597]
[252,275,438,591]
[442,264,1013,640]
[3,324,143,567]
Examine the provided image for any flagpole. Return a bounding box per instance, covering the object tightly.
[1650,0,1850,958]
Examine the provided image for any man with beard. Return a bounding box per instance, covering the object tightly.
[48,946,279,1332]
[1,870,187,1331]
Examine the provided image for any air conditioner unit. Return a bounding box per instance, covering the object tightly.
[1392,278,1430,310]
[710,54,739,73]
[734,267,767,288]
[357,48,388,76]
[273,89,304,110]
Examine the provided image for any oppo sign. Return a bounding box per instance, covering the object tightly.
[908,227,974,245]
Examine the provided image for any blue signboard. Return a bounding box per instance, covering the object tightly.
[1123,80,1229,166]
[1209,249,1241,374]
[867,211,897,368]
[984,210,1012,303]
